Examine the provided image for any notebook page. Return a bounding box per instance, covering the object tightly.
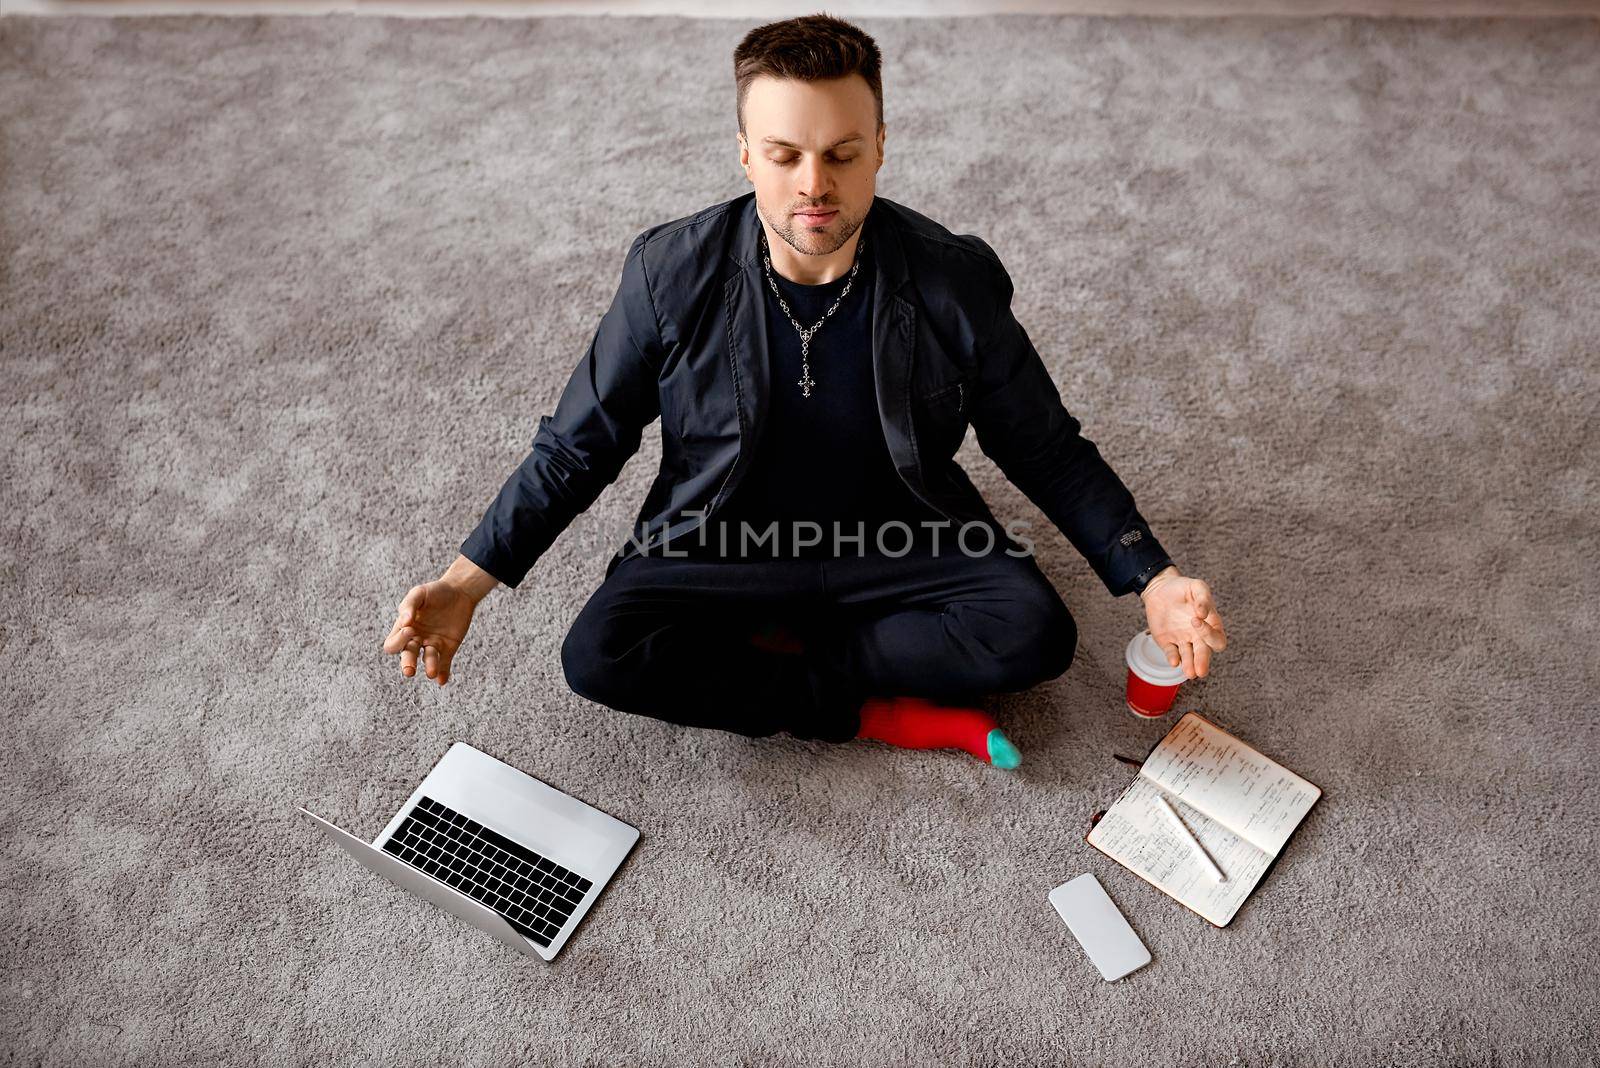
[1139,712,1321,856]
[1086,775,1271,927]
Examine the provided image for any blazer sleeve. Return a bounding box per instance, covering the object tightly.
[459,230,665,588]
[964,240,1175,597]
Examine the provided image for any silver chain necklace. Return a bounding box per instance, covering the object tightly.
[759,228,867,399]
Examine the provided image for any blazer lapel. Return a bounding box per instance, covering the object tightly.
[724,264,771,466]
[866,202,919,483]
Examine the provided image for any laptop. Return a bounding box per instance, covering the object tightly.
[299,741,640,962]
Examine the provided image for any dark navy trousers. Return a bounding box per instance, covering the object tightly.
[559,542,1078,744]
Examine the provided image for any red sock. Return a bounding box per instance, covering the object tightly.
[855,695,1022,768]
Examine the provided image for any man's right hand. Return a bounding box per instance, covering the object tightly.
[382,554,501,686]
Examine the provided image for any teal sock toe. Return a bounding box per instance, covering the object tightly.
[986,728,1022,769]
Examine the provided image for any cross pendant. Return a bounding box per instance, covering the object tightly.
[797,336,816,397]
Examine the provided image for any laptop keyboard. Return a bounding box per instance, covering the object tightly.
[380,795,592,948]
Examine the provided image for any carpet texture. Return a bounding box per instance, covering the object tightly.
[2,12,1597,1066]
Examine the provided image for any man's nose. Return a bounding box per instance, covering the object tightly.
[797,157,833,200]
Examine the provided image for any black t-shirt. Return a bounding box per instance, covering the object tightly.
[684,233,944,560]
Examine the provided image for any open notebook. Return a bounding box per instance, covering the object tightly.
[1086,711,1322,927]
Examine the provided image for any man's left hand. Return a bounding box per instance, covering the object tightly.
[1140,566,1227,679]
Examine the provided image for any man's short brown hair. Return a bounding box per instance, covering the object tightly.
[733,13,884,137]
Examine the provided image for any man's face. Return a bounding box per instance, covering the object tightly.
[739,74,885,258]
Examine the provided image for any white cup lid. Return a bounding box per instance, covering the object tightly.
[1126,629,1188,686]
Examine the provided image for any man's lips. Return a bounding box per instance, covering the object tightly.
[796,209,838,221]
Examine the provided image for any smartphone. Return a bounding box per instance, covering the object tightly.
[1048,873,1151,981]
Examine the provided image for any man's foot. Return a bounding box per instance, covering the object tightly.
[855,695,1022,769]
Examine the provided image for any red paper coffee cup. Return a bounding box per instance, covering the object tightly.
[1125,629,1188,718]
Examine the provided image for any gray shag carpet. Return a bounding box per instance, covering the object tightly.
[2,11,1597,1067]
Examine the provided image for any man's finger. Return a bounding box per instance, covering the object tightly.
[393,586,425,630]
[1160,640,1181,668]
[401,646,417,677]
[1193,641,1212,677]
[1195,620,1227,652]
[424,644,453,686]
[1178,640,1196,679]
[383,624,416,654]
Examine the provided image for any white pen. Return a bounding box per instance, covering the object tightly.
[1154,792,1226,883]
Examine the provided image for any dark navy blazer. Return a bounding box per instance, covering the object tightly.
[461,190,1174,595]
